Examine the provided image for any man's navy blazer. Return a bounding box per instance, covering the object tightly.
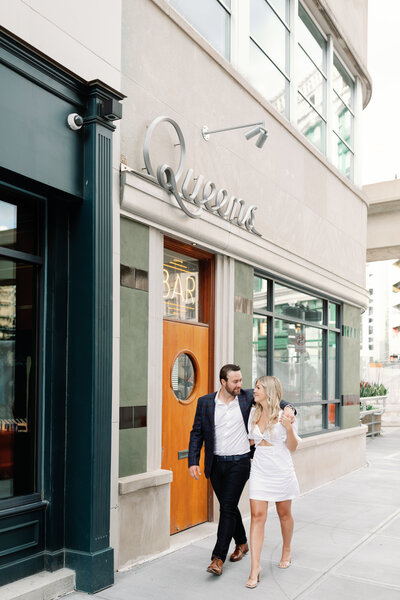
[188,389,292,479]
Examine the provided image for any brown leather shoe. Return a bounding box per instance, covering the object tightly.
[229,542,249,562]
[206,557,224,575]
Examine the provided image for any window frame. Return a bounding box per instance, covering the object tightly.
[0,181,45,509]
[253,271,342,437]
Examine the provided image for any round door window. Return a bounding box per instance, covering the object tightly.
[171,353,195,401]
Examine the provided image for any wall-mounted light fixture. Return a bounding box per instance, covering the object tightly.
[202,121,268,149]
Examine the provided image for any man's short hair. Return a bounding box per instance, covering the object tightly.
[219,364,241,383]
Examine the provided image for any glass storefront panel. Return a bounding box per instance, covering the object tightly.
[328,330,337,400]
[274,282,324,324]
[274,320,323,406]
[0,198,38,255]
[163,249,200,322]
[253,275,268,313]
[296,404,323,435]
[328,403,337,429]
[252,315,268,382]
[0,259,38,500]
[329,302,338,327]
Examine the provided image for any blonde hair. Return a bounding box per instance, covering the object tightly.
[251,376,282,434]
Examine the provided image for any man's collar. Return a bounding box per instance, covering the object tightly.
[215,389,238,404]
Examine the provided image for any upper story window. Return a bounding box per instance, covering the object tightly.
[332,54,354,180]
[248,0,290,118]
[297,3,327,154]
[170,0,231,60]
[169,0,360,183]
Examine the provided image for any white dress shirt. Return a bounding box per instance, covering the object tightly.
[214,390,250,456]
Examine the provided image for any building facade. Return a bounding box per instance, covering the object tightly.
[0,0,373,593]
[116,0,371,571]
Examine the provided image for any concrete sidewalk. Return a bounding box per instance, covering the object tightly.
[68,428,400,599]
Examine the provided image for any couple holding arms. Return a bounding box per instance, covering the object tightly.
[188,363,300,589]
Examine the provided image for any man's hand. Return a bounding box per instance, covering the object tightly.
[282,405,295,424]
[189,465,201,480]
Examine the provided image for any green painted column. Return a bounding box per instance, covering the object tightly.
[341,304,362,429]
[65,83,123,593]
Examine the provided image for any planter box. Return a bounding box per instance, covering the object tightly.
[360,410,382,437]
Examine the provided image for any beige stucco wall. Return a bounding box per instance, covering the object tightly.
[316,0,369,68]
[120,0,368,309]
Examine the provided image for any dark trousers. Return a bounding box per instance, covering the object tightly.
[210,455,251,562]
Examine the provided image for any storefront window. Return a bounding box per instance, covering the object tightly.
[274,282,324,324]
[0,196,40,501]
[274,321,323,405]
[253,275,341,435]
[252,315,268,381]
[163,249,200,321]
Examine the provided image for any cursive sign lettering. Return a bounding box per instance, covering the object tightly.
[143,116,261,236]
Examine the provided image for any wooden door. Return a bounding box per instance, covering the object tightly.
[162,319,209,534]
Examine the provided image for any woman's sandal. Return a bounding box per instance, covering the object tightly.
[245,568,262,588]
[278,555,292,569]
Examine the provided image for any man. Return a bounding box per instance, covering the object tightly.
[188,364,294,576]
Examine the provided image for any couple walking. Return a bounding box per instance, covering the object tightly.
[188,363,300,588]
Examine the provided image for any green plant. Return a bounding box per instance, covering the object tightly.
[360,381,388,398]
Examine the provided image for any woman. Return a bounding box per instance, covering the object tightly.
[245,376,300,589]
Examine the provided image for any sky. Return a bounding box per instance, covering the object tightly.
[362,0,400,185]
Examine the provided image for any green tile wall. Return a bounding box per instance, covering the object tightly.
[119,428,147,478]
[120,218,149,476]
[234,261,254,388]
[341,303,362,429]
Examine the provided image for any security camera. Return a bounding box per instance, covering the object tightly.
[67,113,84,131]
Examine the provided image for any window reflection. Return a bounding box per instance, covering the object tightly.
[170,0,231,59]
[274,320,323,407]
[298,4,326,71]
[253,276,268,313]
[274,283,324,324]
[333,55,353,108]
[297,94,324,152]
[249,41,288,117]
[250,0,289,74]
[328,331,337,401]
[252,316,267,381]
[297,48,325,116]
[0,259,38,499]
[296,404,323,435]
[171,353,195,401]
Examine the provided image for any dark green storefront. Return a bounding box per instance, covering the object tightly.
[0,29,123,592]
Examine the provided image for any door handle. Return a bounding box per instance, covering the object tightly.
[178,449,189,459]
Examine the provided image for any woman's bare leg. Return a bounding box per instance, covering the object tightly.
[247,499,268,583]
[276,500,293,567]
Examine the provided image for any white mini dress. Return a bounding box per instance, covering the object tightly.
[248,408,301,502]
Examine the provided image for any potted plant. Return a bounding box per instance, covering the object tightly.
[360,381,388,436]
